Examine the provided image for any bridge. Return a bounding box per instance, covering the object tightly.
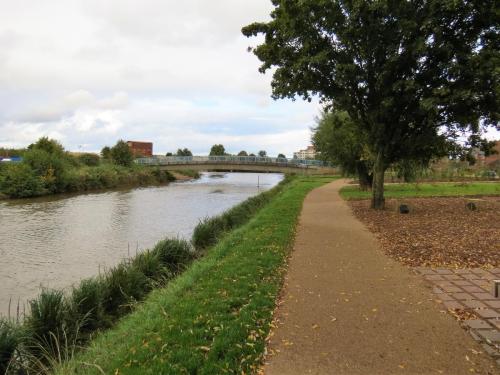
[136,156,337,175]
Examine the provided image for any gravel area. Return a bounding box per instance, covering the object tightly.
[349,197,500,268]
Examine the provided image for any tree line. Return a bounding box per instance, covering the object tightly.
[165,144,286,158]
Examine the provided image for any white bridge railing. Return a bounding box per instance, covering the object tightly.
[135,155,328,168]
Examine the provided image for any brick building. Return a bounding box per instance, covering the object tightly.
[127,141,153,157]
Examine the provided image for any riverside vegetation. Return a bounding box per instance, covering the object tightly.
[0,174,335,374]
[0,138,175,199]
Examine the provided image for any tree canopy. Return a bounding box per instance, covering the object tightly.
[243,0,498,208]
[277,153,286,159]
[237,150,248,156]
[110,140,134,167]
[176,148,193,157]
[209,144,226,156]
[258,150,267,157]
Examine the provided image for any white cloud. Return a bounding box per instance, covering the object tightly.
[0,1,320,156]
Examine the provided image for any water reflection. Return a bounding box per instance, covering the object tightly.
[0,172,283,316]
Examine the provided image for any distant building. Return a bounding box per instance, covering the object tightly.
[294,146,317,159]
[127,141,153,157]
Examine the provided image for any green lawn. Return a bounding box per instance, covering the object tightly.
[340,181,500,200]
[55,176,336,375]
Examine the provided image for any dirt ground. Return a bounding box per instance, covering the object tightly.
[348,197,500,268]
[263,180,497,375]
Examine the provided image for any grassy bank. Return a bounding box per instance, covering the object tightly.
[51,176,334,374]
[1,174,317,373]
[340,181,500,200]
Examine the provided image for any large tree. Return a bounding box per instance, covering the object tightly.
[243,0,498,208]
[313,110,374,189]
[209,144,226,156]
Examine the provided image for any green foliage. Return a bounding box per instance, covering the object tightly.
[152,238,196,273]
[258,150,267,157]
[313,110,374,189]
[100,146,112,160]
[0,137,176,199]
[176,148,193,157]
[209,144,226,156]
[28,137,65,156]
[78,153,100,167]
[110,140,133,167]
[69,278,106,333]
[101,264,151,317]
[237,151,248,156]
[277,153,286,159]
[0,163,45,198]
[27,289,69,353]
[0,320,21,374]
[243,0,498,208]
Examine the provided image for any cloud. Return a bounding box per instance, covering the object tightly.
[0,1,320,156]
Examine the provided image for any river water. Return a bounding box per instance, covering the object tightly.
[0,172,283,316]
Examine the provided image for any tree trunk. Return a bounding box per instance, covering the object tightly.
[371,152,386,209]
[356,161,373,191]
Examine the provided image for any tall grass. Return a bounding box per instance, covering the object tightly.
[0,237,197,374]
[0,320,21,374]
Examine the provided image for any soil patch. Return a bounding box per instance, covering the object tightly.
[349,197,500,268]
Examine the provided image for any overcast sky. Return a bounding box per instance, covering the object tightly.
[1,1,497,156]
[0,0,322,156]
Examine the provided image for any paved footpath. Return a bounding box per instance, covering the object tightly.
[264,180,498,375]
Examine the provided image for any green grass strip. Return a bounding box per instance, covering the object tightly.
[340,182,500,200]
[55,176,335,375]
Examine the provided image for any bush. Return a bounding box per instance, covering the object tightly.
[0,320,21,374]
[152,238,197,273]
[101,264,151,317]
[78,153,100,167]
[192,217,227,250]
[69,278,106,333]
[110,140,133,167]
[132,250,169,281]
[0,163,45,198]
[26,289,69,355]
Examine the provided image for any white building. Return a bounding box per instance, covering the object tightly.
[294,146,317,159]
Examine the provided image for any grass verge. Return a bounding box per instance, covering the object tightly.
[340,181,500,200]
[53,176,335,375]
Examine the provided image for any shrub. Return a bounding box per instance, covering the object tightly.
[69,278,106,333]
[132,250,169,281]
[0,320,21,374]
[26,289,69,355]
[78,153,100,167]
[110,140,133,167]
[101,264,150,317]
[0,163,45,198]
[153,238,197,273]
[192,217,227,250]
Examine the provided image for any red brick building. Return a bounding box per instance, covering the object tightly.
[127,141,153,157]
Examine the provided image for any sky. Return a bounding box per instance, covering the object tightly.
[0,0,321,156]
[0,1,497,156]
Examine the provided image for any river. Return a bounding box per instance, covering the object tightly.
[0,172,283,316]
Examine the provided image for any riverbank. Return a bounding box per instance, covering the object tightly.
[47,175,335,374]
[0,173,293,374]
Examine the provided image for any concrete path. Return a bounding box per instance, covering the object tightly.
[264,180,498,375]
